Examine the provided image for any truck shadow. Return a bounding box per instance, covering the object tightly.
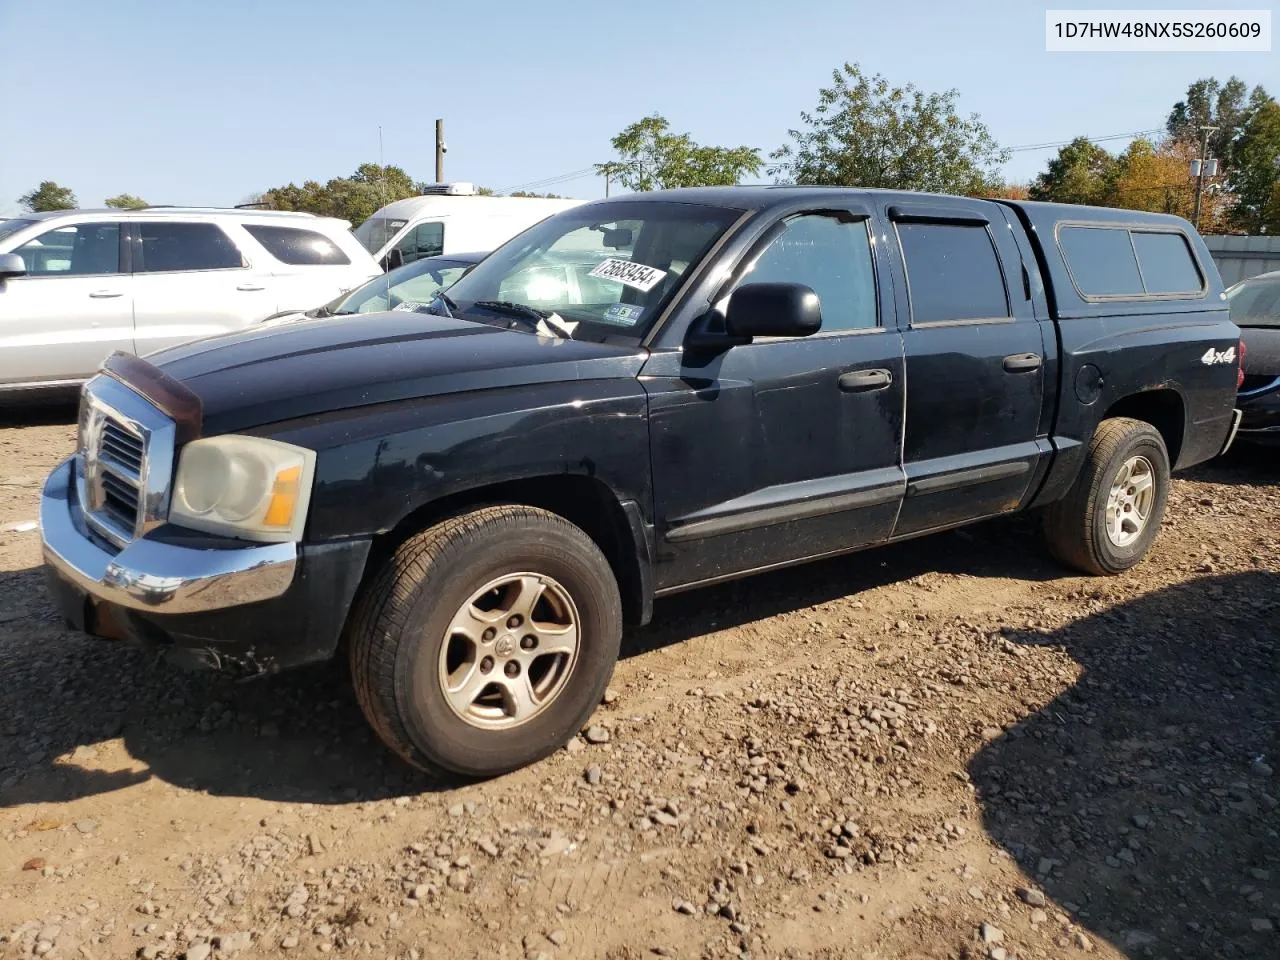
[1,512,1060,808]
[970,571,1279,958]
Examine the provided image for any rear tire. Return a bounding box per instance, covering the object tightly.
[1042,417,1170,576]
[348,505,622,778]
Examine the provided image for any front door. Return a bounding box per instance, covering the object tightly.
[0,221,134,387]
[642,208,907,592]
[883,199,1048,538]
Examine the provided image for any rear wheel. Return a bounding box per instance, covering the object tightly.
[348,505,622,778]
[1042,417,1171,575]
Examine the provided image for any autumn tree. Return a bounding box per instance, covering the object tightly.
[1028,138,1119,205]
[769,62,1008,194]
[595,114,762,192]
[1102,138,1205,221]
[105,193,148,209]
[987,183,1030,201]
[18,181,77,212]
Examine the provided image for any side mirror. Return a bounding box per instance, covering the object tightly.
[725,282,822,339]
[0,253,27,279]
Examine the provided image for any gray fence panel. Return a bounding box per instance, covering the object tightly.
[1203,235,1280,286]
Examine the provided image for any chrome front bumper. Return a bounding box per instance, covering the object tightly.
[40,457,297,615]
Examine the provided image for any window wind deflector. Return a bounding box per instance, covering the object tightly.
[887,204,989,226]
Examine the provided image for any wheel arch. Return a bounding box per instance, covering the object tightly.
[362,474,654,628]
[1100,387,1186,468]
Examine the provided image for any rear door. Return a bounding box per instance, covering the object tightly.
[0,220,134,386]
[239,222,363,312]
[884,199,1048,538]
[130,220,268,357]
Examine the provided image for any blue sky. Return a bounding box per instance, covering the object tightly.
[1,0,1274,215]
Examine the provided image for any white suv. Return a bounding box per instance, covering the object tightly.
[0,207,381,394]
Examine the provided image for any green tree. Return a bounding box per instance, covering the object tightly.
[18,181,77,212]
[509,191,565,198]
[1028,137,1120,205]
[1166,77,1268,161]
[768,62,1008,194]
[595,114,762,192]
[104,193,148,209]
[260,163,418,226]
[1229,100,1280,232]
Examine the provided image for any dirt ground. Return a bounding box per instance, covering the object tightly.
[0,404,1276,960]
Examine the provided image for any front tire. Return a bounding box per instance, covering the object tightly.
[348,505,622,778]
[1042,417,1171,575]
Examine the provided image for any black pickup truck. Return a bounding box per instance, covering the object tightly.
[40,187,1243,778]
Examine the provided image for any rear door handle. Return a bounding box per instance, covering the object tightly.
[838,368,892,392]
[237,283,266,292]
[88,290,123,299]
[1003,353,1042,373]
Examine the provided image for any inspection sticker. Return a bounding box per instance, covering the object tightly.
[601,303,646,326]
[588,258,667,292]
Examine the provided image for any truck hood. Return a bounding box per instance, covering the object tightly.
[145,312,648,435]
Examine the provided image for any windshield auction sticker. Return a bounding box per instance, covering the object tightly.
[589,258,668,293]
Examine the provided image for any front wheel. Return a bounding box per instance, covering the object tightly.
[347,505,622,778]
[1042,417,1171,575]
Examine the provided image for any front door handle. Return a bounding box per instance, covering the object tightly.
[88,290,123,299]
[1003,353,1042,373]
[236,283,266,292]
[838,368,892,392]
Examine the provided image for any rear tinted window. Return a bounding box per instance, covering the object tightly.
[1058,226,1144,297]
[898,223,1009,324]
[244,224,351,265]
[138,222,244,272]
[1131,231,1203,294]
[1059,225,1204,298]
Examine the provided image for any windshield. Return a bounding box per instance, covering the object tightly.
[353,216,409,253]
[1228,273,1280,328]
[439,200,741,342]
[0,219,37,244]
[329,256,477,315]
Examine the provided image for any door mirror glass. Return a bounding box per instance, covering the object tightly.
[725,282,822,339]
[0,252,27,279]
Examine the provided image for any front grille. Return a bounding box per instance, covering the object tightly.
[101,420,144,475]
[77,377,176,549]
[100,469,141,528]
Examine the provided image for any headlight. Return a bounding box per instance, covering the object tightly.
[169,435,316,542]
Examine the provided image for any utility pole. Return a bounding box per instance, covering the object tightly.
[1192,124,1219,230]
[435,119,446,183]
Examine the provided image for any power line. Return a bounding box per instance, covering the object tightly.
[1007,128,1164,152]
[498,167,597,194]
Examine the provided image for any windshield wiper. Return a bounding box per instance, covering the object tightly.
[428,291,458,318]
[473,301,575,338]
[474,300,548,321]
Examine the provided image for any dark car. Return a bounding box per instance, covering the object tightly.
[1228,270,1280,445]
[39,187,1242,780]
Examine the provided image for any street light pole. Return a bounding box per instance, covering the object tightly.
[435,119,446,184]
